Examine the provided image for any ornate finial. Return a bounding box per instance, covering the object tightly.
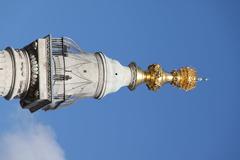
[128,63,199,91]
[170,67,197,91]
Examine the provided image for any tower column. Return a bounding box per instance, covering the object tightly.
[3,48,31,100]
[0,35,202,113]
[0,50,13,97]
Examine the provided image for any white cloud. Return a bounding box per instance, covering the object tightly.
[0,110,66,160]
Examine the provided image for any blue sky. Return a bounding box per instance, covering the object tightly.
[0,0,240,160]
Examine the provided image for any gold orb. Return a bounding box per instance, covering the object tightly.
[171,67,197,91]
